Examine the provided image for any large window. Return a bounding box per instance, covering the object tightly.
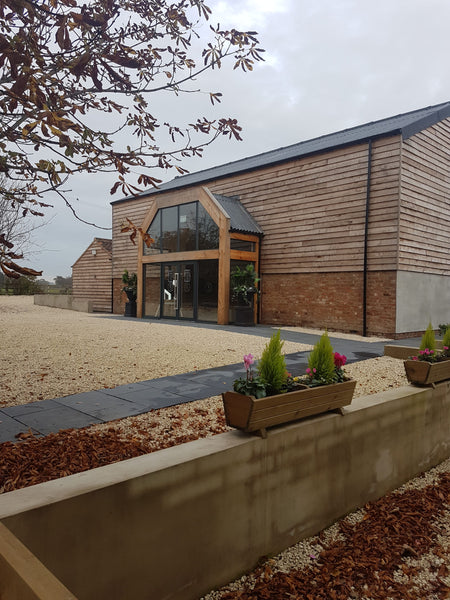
[144,201,219,255]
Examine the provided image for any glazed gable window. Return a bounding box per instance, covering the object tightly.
[144,202,219,255]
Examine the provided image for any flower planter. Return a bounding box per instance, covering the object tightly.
[403,358,450,386]
[232,305,254,326]
[124,300,137,317]
[222,379,356,437]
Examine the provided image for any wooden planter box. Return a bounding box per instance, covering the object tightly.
[222,379,356,437]
[384,341,443,360]
[404,358,450,386]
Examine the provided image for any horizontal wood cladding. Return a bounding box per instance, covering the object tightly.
[210,136,401,273]
[72,239,112,312]
[400,119,450,275]
[110,136,402,280]
[112,196,150,278]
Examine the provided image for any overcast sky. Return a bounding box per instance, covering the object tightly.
[22,0,450,281]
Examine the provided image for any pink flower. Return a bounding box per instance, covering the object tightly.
[412,356,418,361]
[243,354,254,370]
[334,352,347,368]
[444,346,449,351]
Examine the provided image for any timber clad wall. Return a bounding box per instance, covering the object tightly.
[72,238,112,313]
[400,119,450,275]
[110,105,450,336]
[112,197,150,315]
[112,196,149,278]
[210,137,402,274]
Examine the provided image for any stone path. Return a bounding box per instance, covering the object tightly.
[0,323,418,443]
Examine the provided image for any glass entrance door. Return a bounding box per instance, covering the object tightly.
[144,260,218,321]
[162,262,195,320]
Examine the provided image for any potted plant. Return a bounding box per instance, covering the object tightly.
[404,322,450,385]
[230,264,259,326]
[222,330,356,437]
[122,270,137,317]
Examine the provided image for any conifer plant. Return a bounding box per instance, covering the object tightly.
[307,331,336,386]
[442,326,450,349]
[419,322,436,351]
[258,329,287,395]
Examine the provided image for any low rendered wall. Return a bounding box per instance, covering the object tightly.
[0,383,449,600]
[0,523,75,600]
[34,295,93,313]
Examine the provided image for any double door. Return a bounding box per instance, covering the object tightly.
[162,262,195,320]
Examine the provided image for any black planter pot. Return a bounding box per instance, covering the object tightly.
[233,305,254,326]
[124,301,137,318]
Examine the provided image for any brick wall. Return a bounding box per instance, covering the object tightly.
[365,271,397,336]
[260,271,397,336]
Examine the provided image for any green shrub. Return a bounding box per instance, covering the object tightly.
[258,330,287,395]
[439,323,450,337]
[442,326,450,348]
[307,331,336,385]
[419,322,436,351]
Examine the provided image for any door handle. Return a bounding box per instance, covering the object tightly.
[174,272,179,310]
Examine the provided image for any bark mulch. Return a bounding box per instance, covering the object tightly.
[218,472,450,600]
[0,427,203,493]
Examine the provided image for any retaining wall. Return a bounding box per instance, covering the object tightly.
[33,295,93,313]
[0,383,449,600]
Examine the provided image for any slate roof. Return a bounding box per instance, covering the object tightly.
[212,194,263,235]
[112,101,450,204]
[96,238,112,254]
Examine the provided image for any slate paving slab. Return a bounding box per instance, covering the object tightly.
[0,399,61,417]
[54,390,147,421]
[0,412,41,443]
[13,405,103,437]
[105,387,191,410]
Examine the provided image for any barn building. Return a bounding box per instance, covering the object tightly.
[72,237,112,313]
[111,102,450,337]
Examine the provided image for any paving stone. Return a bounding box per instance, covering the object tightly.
[0,412,40,443]
[103,381,157,393]
[104,387,192,409]
[54,391,145,421]
[14,405,103,436]
[0,399,61,417]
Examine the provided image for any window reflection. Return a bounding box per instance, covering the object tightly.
[179,202,197,251]
[161,206,178,253]
[144,211,161,255]
[144,263,161,317]
[198,203,219,249]
[145,201,219,254]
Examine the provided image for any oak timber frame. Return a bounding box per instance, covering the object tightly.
[137,186,260,324]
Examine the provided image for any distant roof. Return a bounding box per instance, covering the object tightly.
[213,194,263,235]
[112,101,450,204]
[95,238,112,254]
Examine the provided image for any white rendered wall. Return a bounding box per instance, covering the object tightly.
[396,271,450,333]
